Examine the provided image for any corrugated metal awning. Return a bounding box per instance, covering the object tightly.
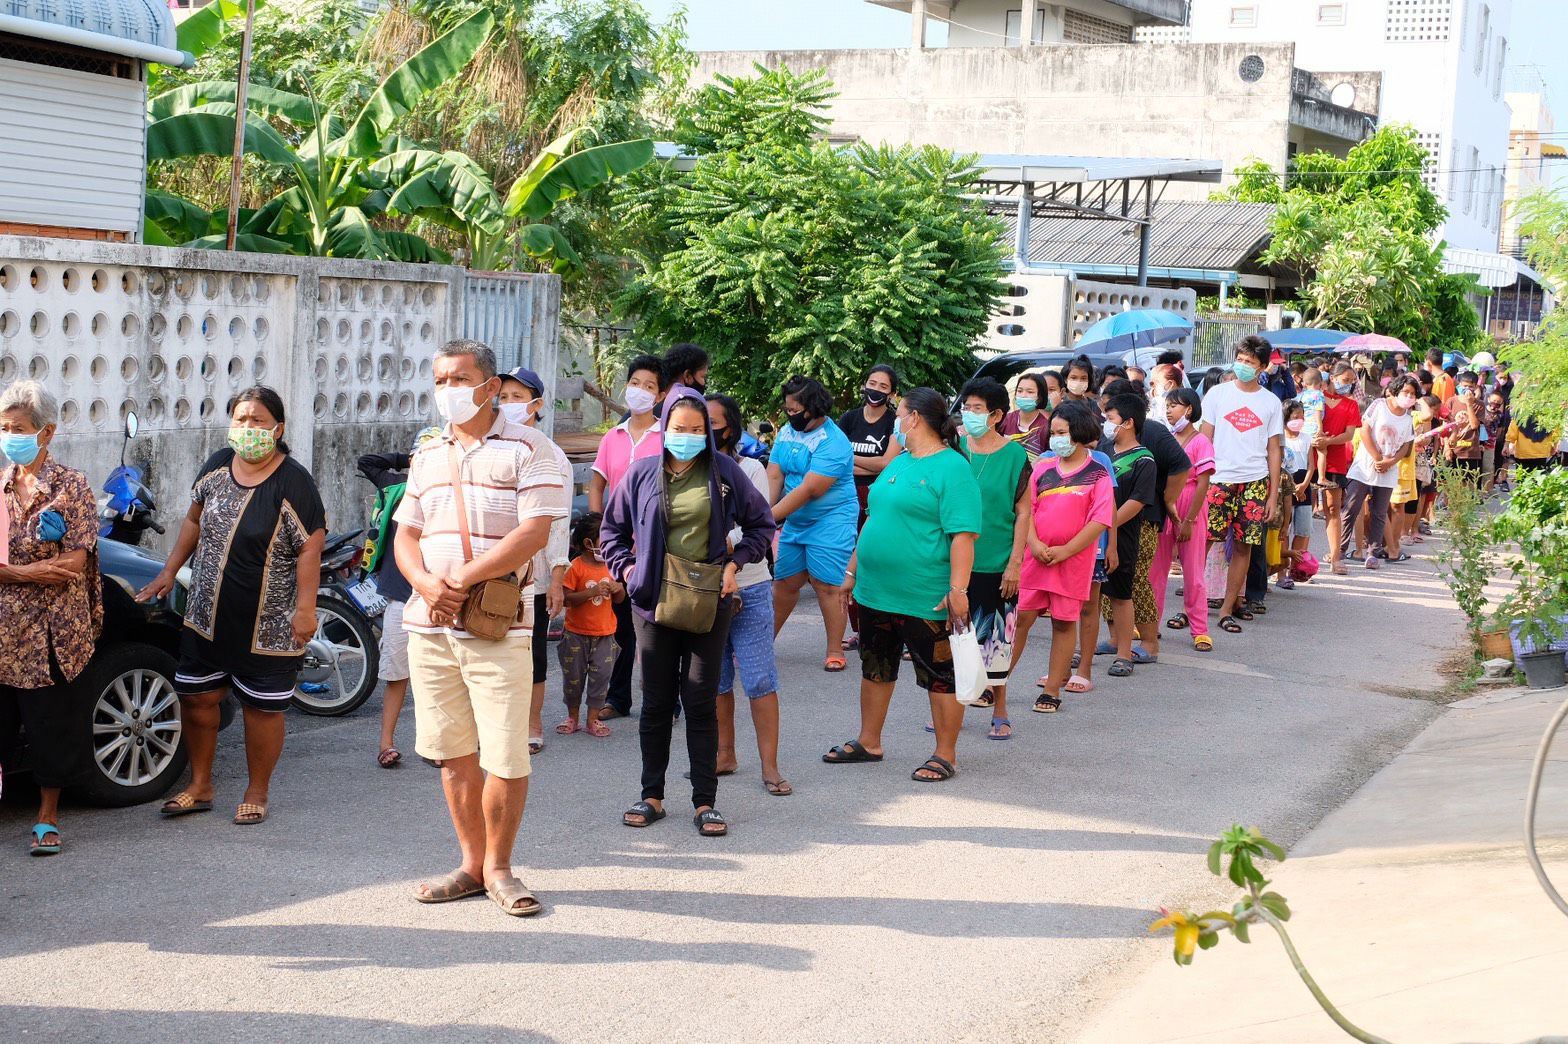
[0,0,189,67]
[1442,247,1544,288]
[999,200,1277,273]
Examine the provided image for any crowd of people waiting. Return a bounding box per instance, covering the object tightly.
[1,332,1554,919]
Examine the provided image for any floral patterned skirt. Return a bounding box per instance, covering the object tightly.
[968,570,1018,685]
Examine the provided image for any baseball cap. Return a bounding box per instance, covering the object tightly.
[1269,349,1284,364]
[500,366,545,397]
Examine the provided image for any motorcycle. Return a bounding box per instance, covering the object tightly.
[99,414,382,718]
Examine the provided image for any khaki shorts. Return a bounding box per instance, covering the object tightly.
[379,600,410,682]
[407,631,534,779]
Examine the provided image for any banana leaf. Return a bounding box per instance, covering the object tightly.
[370,149,504,235]
[505,138,654,219]
[382,231,451,265]
[516,223,583,275]
[146,111,298,167]
[149,81,315,126]
[145,191,214,243]
[339,9,494,156]
[184,233,298,253]
[324,207,385,259]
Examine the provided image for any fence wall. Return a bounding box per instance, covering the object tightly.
[1191,314,1265,368]
[0,236,560,547]
[462,271,561,434]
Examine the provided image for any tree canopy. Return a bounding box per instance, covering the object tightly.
[1220,126,1484,354]
[616,67,1008,419]
[1501,190,1568,430]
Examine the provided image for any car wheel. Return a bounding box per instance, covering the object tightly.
[292,593,380,716]
[71,642,187,807]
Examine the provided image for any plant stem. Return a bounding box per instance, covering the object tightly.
[1254,907,1392,1044]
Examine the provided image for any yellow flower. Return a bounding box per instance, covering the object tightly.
[1150,908,1232,965]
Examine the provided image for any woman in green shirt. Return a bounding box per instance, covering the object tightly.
[956,378,1030,740]
[824,388,982,783]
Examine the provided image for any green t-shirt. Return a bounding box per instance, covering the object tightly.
[965,436,1030,574]
[665,459,711,563]
[854,448,983,620]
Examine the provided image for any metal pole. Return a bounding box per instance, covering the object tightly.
[225,0,257,251]
[1136,179,1152,286]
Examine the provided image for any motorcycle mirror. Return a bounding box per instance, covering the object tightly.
[124,412,139,439]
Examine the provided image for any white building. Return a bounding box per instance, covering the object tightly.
[1162,0,1514,251]
[0,0,191,242]
[1503,91,1566,257]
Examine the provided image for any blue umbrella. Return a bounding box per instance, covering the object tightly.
[1259,327,1353,349]
[1074,309,1193,353]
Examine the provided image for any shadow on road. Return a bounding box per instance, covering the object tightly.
[0,1005,558,1042]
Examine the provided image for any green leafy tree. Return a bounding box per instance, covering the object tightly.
[1502,189,1568,433]
[1218,126,1484,353]
[617,67,1008,419]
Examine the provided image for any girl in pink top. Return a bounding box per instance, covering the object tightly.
[1009,402,1113,713]
[1150,388,1215,650]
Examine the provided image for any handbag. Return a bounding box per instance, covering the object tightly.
[653,466,725,633]
[446,444,525,641]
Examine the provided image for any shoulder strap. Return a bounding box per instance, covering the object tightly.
[446,442,474,565]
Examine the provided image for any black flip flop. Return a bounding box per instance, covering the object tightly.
[911,755,957,782]
[1166,613,1189,630]
[1107,657,1134,678]
[823,739,883,764]
[694,809,728,836]
[1219,615,1243,633]
[622,800,666,827]
[1033,694,1062,713]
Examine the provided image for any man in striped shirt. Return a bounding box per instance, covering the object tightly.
[394,339,568,918]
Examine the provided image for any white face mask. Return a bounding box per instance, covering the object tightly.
[625,385,657,415]
[499,400,538,425]
[1067,378,1089,395]
[435,384,484,425]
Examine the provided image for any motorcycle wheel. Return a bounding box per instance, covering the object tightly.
[291,593,380,716]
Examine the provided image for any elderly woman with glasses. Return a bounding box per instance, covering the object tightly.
[0,381,103,856]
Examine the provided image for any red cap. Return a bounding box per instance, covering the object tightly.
[1270,349,1284,363]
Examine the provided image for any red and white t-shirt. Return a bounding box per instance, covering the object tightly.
[1200,382,1284,484]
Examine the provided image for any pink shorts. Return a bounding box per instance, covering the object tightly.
[1018,588,1083,622]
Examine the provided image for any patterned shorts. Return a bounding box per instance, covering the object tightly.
[1207,478,1272,546]
[857,604,955,693]
[1103,522,1159,626]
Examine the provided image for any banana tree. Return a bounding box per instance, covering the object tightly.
[145,9,499,261]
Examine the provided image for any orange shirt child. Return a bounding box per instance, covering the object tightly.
[562,555,618,637]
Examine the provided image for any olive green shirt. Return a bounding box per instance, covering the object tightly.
[665,459,711,563]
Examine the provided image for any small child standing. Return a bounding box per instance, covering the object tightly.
[556,513,623,737]
[1098,393,1158,680]
[1009,401,1113,713]
[1298,366,1327,486]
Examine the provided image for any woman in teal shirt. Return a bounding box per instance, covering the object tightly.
[824,388,981,783]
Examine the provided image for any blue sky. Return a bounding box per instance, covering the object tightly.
[642,0,1563,114]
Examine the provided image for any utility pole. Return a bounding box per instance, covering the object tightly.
[225,0,257,251]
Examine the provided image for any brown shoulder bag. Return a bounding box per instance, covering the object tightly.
[447,443,526,640]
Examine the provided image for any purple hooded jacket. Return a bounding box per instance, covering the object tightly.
[599,385,776,622]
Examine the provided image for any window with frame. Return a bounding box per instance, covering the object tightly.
[1229,6,1258,28]
[1473,4,1490,73]
[1003,8,1047,45]
[1492,37,1506,97]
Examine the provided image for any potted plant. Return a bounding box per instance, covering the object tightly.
[1491,467,1568,689]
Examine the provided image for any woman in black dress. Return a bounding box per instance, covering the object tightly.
[837,364,900,646]
[139,387,326,825]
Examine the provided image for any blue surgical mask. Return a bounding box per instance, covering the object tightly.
[893,415,908,448]
[1171,416,1190,434]
[1049,434,1075,458]
[664,432,706,462]
[0,432,42,467]
[1232,361,1259,383]
[1016,397,1038,413]
[1102,419,1121,440]
[961,410,989,437]
[1334,381,1355,395]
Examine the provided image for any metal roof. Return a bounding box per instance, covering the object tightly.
[0,0,188,66]
[1441,247,1544,288]
[1000,199,1276,273]
[976,155,1221,185]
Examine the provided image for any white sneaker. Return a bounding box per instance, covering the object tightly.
[1364,555,1380,569]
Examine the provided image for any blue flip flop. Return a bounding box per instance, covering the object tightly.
[988,717,1012,741]
[30,822,60,857]
[1131,646,1158,665]
[1094,640,1117,656]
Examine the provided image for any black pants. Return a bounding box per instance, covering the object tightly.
[606,596,637,715]
[531,593,549,685]
[634,601,736,810]
[1246,540,1269,603]
[0,670,87,791]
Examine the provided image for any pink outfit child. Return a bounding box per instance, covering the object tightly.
[1149,430,1215,637]
[590,418,663,495]
[1018,453,1114,620]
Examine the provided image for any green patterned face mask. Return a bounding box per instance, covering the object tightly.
[228,424,279,463]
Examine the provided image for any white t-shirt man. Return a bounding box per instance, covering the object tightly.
[1200,380,1285,483]
[1347,399,1414,489]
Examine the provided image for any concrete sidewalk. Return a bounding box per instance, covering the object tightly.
[1073,684,1568,1044]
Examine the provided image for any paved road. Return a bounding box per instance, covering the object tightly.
[1,531,1463,1042]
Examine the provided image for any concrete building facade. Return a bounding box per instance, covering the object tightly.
[692,37,1377,202]
[1503,91,1566,259]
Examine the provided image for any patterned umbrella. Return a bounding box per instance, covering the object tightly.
[1334,333,1409,354]
[1259,327,1353,349]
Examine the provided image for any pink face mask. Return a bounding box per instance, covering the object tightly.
[1286,419,1305,434]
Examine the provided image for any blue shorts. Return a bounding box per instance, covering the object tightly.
[718,581,780,698]
[775,536,851,585]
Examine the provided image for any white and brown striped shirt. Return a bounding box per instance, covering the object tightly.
[395,413,568,638]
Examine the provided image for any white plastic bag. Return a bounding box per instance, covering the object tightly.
[949,627,989,706]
